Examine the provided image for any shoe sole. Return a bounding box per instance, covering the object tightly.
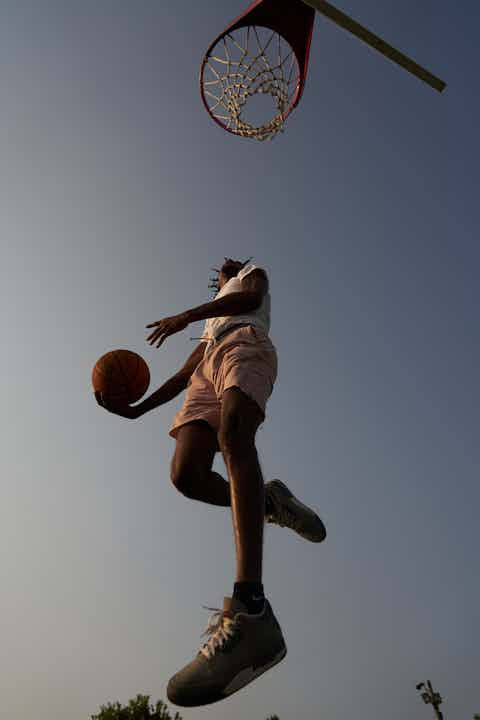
[168,646,287,707]
[223,645,287,697]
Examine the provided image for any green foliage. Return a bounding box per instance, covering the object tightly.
[473,715,480,719]
[90,694,182,720]
[91,692,279,720]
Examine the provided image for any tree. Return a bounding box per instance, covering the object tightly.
[90,694,182,720]
[91,693,278,720]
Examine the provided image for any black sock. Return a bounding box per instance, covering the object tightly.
[233,581,265,614]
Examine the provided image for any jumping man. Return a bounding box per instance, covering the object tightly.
[95,258,326,707]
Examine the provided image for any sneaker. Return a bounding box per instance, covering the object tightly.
[167,597,287,707]
[265,479,327,543]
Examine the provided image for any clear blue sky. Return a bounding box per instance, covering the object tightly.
[1,1,478,719]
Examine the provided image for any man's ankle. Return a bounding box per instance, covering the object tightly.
[233,581,265,614]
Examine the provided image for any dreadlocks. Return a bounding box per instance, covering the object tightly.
[208,256,254,297]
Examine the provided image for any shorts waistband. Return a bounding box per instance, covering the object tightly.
[190,323,253,351]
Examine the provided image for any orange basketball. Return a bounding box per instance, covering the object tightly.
[92,349,150,404]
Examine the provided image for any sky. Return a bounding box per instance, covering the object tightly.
[1,1,479,719]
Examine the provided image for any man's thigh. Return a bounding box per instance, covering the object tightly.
[171,420,219,478]
[218,387,264,449]
[215,327,277,422]
[169,369,222,441]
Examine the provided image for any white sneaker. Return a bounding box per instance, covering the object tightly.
[265,479,327,543]
[167,597,286,707]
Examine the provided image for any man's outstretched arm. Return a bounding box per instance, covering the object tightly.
[146,268,269,348]
[185,289,261,323]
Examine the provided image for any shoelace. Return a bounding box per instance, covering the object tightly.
[199,607,239,660]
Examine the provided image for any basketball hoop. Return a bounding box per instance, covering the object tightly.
[200,0,315,141]
[200,0,446,141]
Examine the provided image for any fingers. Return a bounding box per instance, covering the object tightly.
[146,321,165,342]
[146,329,160,344]
[146,322,170,347]
[149,332,167,348]
[95,391,114,410]
[95,392,130,416]
[146,327,162,342]
[145,314,187,347]
[94,391,105,407]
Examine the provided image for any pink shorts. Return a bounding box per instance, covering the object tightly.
[169,324,277,443]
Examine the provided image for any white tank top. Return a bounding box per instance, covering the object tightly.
[202,264,271,342]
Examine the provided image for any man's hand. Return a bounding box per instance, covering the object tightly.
[95,391,141,419]
[145,312,190,348]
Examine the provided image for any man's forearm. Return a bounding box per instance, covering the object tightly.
[185,291,260,323]
[136,373,188,416]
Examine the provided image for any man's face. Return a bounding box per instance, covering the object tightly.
[218,271,228,290]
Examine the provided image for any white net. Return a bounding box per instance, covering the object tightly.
[201,25,301,141]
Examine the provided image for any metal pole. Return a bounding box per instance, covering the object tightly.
[300,0,446,92]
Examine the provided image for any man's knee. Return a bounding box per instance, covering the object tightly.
[218,388,263,457]
[170,421,217,498]
[170,459,203,498]
[218,413,256,458]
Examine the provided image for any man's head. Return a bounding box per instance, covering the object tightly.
[209,256,253,294]
[218,258,244,289]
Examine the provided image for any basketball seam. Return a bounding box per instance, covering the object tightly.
[114,350,131,397]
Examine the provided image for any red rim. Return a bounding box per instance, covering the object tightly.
[199,0,315,137]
